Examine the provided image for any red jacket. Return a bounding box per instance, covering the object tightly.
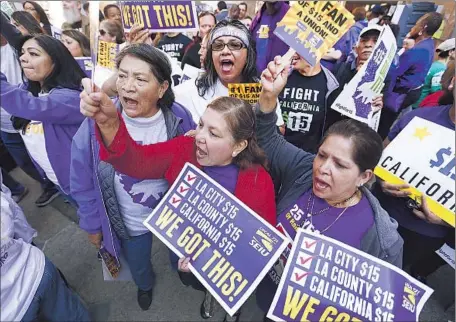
[419,90,444,108]
[96,116,277,226]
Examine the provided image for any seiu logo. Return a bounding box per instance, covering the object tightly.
[402,283,421,313]
[250,228,275,257]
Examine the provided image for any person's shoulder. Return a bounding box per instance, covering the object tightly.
[49,86,82,97]
[408,105,447,119]
[174,79,197,94]
[240,164,272,184]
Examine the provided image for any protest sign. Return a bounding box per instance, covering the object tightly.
[268,229,434,322]
[75,57,93,78]
[274,1,355,67]
[0,1,14,17]
[120,1,198,33]
[181,64,202,84]
[436,244,455,269]
[143,163,288,316]
[228,83,262,104]
[97,40,120,70]
[331,26,397,131]
[51,25,62,40]
[375,117,455,227]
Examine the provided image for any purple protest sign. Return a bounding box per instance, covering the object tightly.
[143,163,288,316]
[120,1,198,32]
[268,229,433,322]
[75,57,93,78]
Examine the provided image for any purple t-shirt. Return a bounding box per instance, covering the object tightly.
[204,164,239,194]
[279,189,374,248]
[251,2,290,74]
[374,105,454,238]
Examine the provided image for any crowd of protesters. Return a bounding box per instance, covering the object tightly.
[1,1,454,321]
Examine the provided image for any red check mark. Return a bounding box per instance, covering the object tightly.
[171,197,181,204]
[294,271,311,282]
[186,174,197,183]
[179,186,190,194]
[304,239,318,249]
[300,256,313,266]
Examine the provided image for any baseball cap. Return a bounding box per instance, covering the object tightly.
[358,25,383,41]
[371,5,384,15]
[437,38,455,52]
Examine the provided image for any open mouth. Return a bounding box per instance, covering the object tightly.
[122,96,138,108]
[196,146,207,159]
[220,59,234,72]
[313,177,330,192]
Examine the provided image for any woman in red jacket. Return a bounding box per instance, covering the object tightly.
[80,82,276,321]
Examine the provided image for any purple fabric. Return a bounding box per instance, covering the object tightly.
[386,38,435,96]
[203,164,239,194]
[282,188,375,248]
[384,38,435,112]
[70,103,196,258]
[250,2,290,73]
[374,105,454,238]
[0,72,84,194]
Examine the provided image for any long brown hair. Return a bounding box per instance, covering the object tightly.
[206,97,267,170]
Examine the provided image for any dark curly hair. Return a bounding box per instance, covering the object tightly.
[196,20,258,97]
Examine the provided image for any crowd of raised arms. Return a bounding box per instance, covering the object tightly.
[0,1,454,321]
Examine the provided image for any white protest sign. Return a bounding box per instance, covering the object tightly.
[181,64,202,84]
[436,244,455,269]
[375,117,455,227]
[331,26,397,131]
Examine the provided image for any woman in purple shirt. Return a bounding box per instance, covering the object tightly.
[254,56,403,319]
[0,34,86,198]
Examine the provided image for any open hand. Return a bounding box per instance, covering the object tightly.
[413,195,446,226]
[125,24,153,45]
[379,180,411,198]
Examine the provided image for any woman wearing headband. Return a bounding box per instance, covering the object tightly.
[173,20,284,128]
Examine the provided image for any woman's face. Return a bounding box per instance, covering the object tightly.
[12,19,29,36]
[312,135,371,203]
[195,108,247,167]
[20,38,54,84]
[61,34,83,57]
[199,35,209,68]
[116,55,168,118]
[23,3,40,22]
[211,36,247,86]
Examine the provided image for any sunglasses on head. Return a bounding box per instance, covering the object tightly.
[211,40,244,52]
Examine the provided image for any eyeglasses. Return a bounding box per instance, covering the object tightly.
[211,41,244,52]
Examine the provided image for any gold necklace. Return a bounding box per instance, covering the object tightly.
[309,190,360,233]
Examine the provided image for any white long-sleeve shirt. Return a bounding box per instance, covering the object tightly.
[1,182,44,321]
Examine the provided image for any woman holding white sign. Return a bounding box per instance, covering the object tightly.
[80,82,277,321]
[254,56,404,318]
[373,63,455,283]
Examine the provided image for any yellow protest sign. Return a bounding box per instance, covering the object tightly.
[274,1,355,66]
[228,83,262,104]
[375,117,455,227]
[97,40,119,70]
